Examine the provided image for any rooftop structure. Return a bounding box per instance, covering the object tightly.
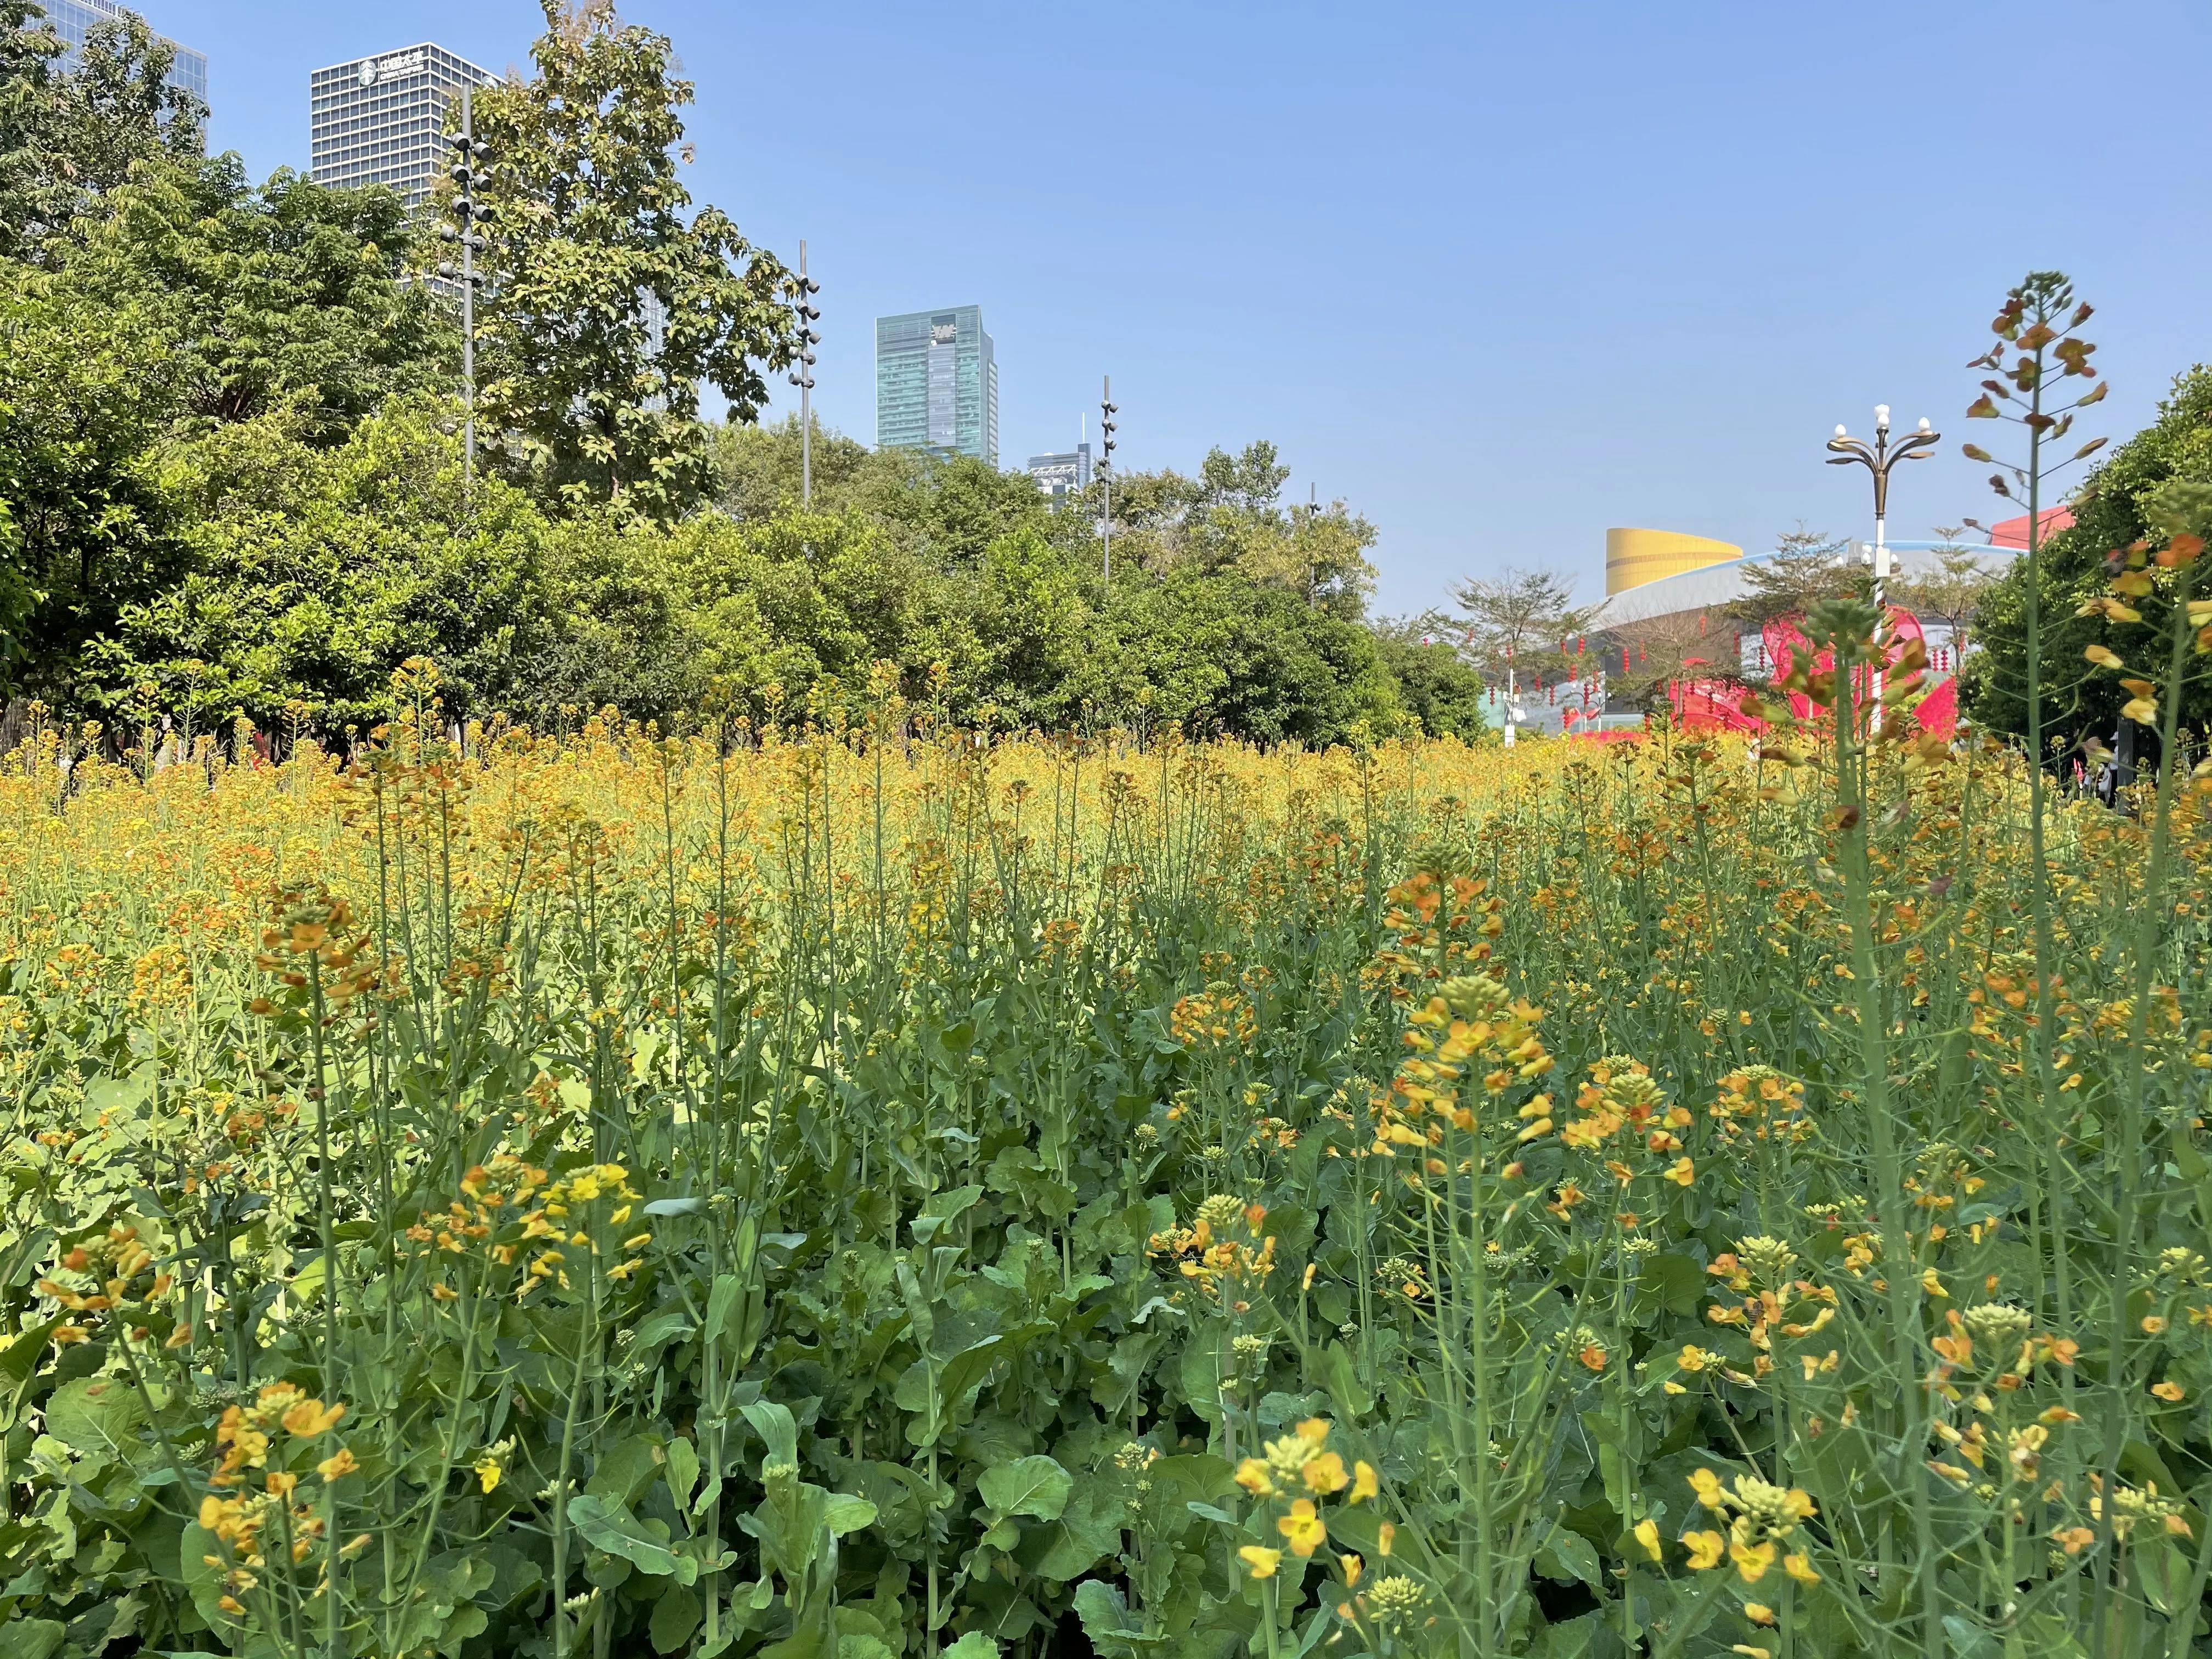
[1605,526,1742,596]
[1027,445,1091,502]
[1988,506,2075,547]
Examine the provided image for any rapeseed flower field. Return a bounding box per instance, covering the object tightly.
[3,620,2211,1658]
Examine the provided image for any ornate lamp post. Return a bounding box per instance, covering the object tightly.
[1827,404,1939,721]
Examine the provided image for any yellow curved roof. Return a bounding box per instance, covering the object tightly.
[1605,527,1742,596]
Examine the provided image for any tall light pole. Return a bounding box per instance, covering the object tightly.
[1099,376,1118,580]
[788,242,820,504]
[1827,403,1939,724]
[439,89,493,504]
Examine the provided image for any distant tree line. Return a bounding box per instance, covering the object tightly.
[0,0,1489,748]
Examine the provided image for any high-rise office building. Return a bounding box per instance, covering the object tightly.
[877,307,997,465]
[1026,444,1091,503]
[44,0,207,103]
[309,44,499,208]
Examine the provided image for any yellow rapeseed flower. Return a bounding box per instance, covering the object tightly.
[1302,1451,1348,1494]
[1730,1538,1776,1583]
[1278,1498,1328,1556]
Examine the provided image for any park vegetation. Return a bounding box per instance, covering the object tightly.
[3,486,2212,1657]
[0,1,1487,751]
[6,4,2212,1658]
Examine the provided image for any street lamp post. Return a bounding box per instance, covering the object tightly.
[788,243,820,505]
[1099,376,1118,580]
[1826,404,1939,725]
[439,89,493,504]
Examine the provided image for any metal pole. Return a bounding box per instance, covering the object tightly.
[809,236,818,504]
[461,87,475,502]
[1876,513,1893,716]
[1101,375,1111,583]
[1871,409,1891,730]
[787,247,819,506]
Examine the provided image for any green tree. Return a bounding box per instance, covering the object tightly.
[1,7,204,257]
[0,273,182,698]
[852,447,1059,566]
[1451,565,1592,687]
[1370,613,1492,738]
[508,512,701,727]
[0,0,60,258]
[1723,522,1854,635]
[1199,577,1399,743]
[1889,537,1998,663]
[55,158,447,433]
[663,505,932,715]
[86,401,546,730]
[1078,442,1378,614]
[1965,363,2212,744]
[2,143,459,707]
[470,0,799,521]
[714,414,874,520]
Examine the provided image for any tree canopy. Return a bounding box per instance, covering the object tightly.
[1451,565,1593,687]
[0,6,1460,749]
[0,5,202,258]
[1965,365,2212,747]
[467,0,799,522]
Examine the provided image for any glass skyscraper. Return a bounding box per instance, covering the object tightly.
[309,43,499,208]
[43,0,207,103]
[877,307,997,465]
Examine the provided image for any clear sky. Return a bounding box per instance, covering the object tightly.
[138,0,2208,613]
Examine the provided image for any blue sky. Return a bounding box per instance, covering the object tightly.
[144,0,2207,613]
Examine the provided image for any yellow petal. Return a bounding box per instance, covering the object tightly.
[1731,1538,1776,1583]
[1238,1545,1281,1579]
[1302,1452,1348,1494]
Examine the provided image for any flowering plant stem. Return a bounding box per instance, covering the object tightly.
[1828,613,1942,1655]
[2099,534,2202,1628]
